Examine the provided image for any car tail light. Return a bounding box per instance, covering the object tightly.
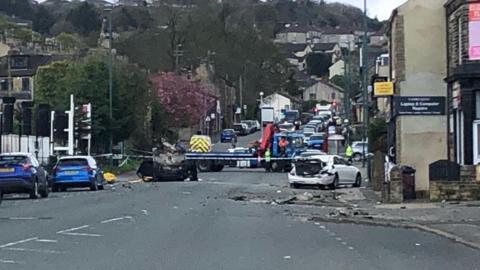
[22,163,33,172]
[82,166,94,173]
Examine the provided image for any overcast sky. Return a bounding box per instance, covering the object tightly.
[326,0,408,20]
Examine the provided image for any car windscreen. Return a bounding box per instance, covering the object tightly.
[233,124,243,130]
[58,158,89,167]
[310,136,323,141]
[223,130,235,134]
[0,155,29,165]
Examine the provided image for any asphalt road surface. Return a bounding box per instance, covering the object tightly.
[0,132,479,270]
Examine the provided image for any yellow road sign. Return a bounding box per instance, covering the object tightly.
[374,82,394,96]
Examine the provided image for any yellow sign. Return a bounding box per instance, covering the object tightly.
[374,82,394,96]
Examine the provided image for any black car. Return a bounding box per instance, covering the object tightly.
[233,123,248,136]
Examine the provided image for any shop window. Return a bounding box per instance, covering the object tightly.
[0,79,9,91]
[476,91,480,119]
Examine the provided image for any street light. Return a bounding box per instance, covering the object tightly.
[104,6,114,167]
[361,0,369,168]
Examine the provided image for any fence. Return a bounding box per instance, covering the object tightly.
[0,135,51,164]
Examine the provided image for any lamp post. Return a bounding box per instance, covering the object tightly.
[104,6,114,167]
[361,0,369,168]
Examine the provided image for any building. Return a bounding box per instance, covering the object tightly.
[319,27,356,49]
[0,54,56,101]
[388,0,448,198]
[328,60,345,79]
[262,93,292,122]
[445,0,480,165]
[274,24,322,44]
[302,80,344,105]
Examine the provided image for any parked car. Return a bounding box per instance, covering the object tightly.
[233,123,249,136]
[0,152,49,200]
[307,133,326,150]
[302,125,316,144]
[288,154,361,189]
[51,156,104,192]
[351,141,369,161]
[221,129,237,143]
[252,120,261,131]
[241,120,255,134]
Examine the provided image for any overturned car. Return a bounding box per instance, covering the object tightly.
[152,143,197,182]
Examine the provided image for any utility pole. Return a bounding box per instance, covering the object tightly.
[239,75,243,120]
[108,8,114,167]
[361,0,369,168]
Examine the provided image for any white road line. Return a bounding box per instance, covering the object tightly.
[0,259,23,264]
[100,216,133,224]
[56,225,89,234]
[4,247,64,254]
[35,239,58,243]
[8,217,35,220]
[57,225,102,237]
[0,237,38,248]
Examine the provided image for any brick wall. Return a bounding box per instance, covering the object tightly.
[430,181,480,201]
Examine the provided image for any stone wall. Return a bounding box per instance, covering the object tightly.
[382,166,403,203]
[430,181,480,201]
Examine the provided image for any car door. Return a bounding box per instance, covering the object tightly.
[333,156,348,184]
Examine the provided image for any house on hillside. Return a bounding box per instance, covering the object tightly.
[302,80,344,107]
[319,27,356,49]
[262,93,295,122]
[274,24,322,44]
[278,43,310,71]
[328,60,345,79]
[0,54,59,101]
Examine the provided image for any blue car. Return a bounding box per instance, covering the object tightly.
[307,133,325,150]
[221,129,237,143]
[51,156,104,192]
[0,152,49,201]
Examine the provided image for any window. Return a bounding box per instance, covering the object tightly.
[331,92,336,100]
[22,78,30,91]
[309,93,317,100]
[10,56,28,69]
[476,91,480,119]
[0,79,9,91]
[458,17,463,65]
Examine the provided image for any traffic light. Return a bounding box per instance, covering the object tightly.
[74,103,92,154]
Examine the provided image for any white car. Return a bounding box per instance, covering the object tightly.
[288,155,362,189]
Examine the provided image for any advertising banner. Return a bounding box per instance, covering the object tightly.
[393,96,446,116]
[469,3,480,60]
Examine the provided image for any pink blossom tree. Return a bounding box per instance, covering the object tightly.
[150,72,217,129]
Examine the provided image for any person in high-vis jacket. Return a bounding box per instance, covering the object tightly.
[345,144,353,162]
[264,148,272,172]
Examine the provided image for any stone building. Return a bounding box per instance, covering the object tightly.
[445,0,480,165]
[387,0,448,198]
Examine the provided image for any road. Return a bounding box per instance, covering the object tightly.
[0,132,479,269]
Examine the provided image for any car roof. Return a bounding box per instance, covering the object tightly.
[58,155,93,160]
[0,152,34,157]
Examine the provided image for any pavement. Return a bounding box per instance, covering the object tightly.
[0,132,479,269]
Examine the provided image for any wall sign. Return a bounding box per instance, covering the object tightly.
[469,3,480,60]
[394,96,446,116]
[374,82,394,96]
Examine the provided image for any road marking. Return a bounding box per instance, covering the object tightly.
[57,225,102,237]
[128,179,143,183]
[0,237,38,248]
[0,259,23,264]
[100,216,134,224]
[7,217,36,220]
[348,246,355,250]
[36,239,57,243]
[4,247,64,254]
[141,210,149,215]
[336,237,343,241]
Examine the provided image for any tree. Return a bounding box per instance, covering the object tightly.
[306,53,331,77]
[150,72,216,130]
[66,2,101,35]
[33,6,55,34]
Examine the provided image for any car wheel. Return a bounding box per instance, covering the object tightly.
[90,181,98,191]
[353,153,362,162]
[353,174,362,188]
[197,160,211,172]
[290,183,299,189]
[40,182,49,198]
[98,185,104,190]
[29,180,40,199]
[329,174,339,190]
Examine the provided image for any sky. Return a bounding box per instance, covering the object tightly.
[326,0,408,20]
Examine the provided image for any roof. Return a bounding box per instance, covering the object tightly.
[303,80,344,93]
[278,24,322,34]
[0,55,61,77]
[277,43,309,56]
[312,43,338,52]
[322,26,356,35]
